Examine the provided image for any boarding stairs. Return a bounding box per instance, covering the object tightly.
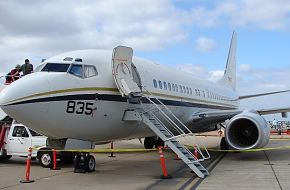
[112,45,209,178]
[135,93,210,178]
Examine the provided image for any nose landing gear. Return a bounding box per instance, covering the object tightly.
[74,152,96,173]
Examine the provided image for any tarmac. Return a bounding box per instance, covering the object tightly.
[0,135,290,190]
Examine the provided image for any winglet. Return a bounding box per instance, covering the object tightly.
[219,31,237,91]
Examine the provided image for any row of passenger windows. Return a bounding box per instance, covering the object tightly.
[152,79,231,102]
[41,63,98,78]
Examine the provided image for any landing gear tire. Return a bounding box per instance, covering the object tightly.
[155,138,164,148]
[144,137,155,149]
[74,153,95,173]
[220,137,229,150]
[39,151,53,168]
[84,155,95,172]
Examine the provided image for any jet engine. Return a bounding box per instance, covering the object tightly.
[225,111,270,150]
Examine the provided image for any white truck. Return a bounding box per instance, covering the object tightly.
[0,120,47,161]
[0,106,76,168]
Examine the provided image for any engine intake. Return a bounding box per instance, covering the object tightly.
[225,112,270,150]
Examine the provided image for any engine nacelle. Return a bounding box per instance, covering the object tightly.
[225,111,270,150]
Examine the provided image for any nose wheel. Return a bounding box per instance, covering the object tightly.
[74,153,96,173]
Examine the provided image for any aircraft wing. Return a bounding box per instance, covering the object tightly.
[239,90,290,100]
[189,107,290,125]
[256,107,290,117]
[189,110,243,125]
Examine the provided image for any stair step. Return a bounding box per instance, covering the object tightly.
[137,108,209,178]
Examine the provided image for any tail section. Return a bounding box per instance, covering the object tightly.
[219,31,237,91]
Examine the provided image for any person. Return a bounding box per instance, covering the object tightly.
[20,59,33,75]
[5,64,21,84]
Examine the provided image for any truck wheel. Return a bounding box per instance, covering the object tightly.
[84,155,95,172]
[39,151,53,168]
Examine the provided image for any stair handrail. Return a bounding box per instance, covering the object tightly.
[141,87,210,160]
[143,87,192,134]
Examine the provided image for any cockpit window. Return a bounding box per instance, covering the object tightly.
[84,65,98,78]
[69,64,83,77]
[34,63,45,72]
[42,63,70,72]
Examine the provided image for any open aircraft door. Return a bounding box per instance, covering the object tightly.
[112,46,142,98]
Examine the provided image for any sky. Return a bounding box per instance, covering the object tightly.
[0,0,290,120]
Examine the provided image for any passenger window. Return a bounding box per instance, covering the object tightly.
[69,64,83,77]
[153,79,157,88]
[179,85,183,93]
[175,84,178,92]
[172,84,175,91]
[158,80,163,89]
[168,83,171,91]
[84,65,97,78]
[189,88,192,95]
[163,82,167,90]
[12,126,29,138]
[183,86,186,94]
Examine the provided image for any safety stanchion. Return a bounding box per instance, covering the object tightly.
[193,144,198,159]
[158,146,172,179]
[20,148,34,183]
[108,141,116,158]
[50,149,60,170]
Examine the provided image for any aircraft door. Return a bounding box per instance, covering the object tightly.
[112,46,142,97]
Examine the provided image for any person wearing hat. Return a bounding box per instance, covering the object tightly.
[5,64,21,84]
[20,59,33,75]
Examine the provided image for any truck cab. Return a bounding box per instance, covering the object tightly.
[0,120,47,160]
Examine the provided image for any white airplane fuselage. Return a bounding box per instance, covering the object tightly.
[0,49,239,143]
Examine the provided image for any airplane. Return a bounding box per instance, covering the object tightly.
[0,32,289,178]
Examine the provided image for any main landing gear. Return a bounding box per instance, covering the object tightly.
[144,137,164,149]
[74,152,96,173]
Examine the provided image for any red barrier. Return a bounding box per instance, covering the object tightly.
[50,149,60,170]
[193,145,198,159]
[158,146,172,179]
[20,148,34,183]
[108,141,116,158]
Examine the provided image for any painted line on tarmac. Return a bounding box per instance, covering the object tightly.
[178,153,226,190]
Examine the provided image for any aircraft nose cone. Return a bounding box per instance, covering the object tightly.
[0,73,50,118]
[0,84,18,107]
[0,86,9,106]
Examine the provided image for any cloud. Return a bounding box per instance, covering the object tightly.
[238,64,251,72]
[0,0,190,73]
[208,70,224,82]
[195,37,217,52]
[189,0,290,30]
